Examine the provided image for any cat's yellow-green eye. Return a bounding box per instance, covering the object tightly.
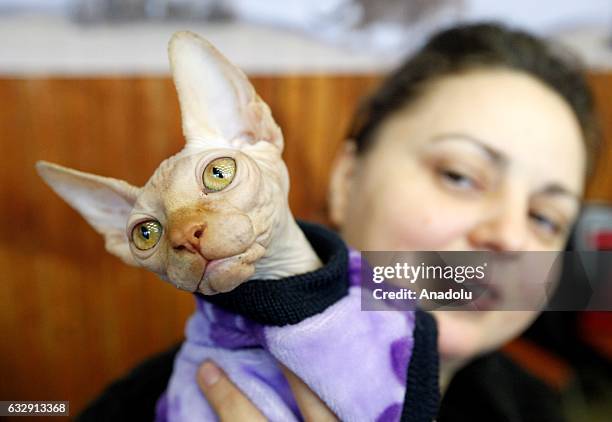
[132,220,163,250]
[203,157,236,192]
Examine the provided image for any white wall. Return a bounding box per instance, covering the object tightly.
[463,0,612,33]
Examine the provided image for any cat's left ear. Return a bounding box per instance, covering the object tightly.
[169,31,283,151]
[36,161,140,266]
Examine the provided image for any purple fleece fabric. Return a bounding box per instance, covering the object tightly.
[156,250,416,422]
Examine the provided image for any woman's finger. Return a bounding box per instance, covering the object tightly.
[280,364,338,422]
[197,360,267,422]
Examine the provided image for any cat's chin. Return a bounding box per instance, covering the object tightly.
[195,243,266,295]
[195,258,253,295]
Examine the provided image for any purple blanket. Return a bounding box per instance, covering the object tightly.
[156,225,438,422]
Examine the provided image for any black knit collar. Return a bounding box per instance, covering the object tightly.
[198,221,349,326]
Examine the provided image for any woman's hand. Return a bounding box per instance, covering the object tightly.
[197,360,338,421]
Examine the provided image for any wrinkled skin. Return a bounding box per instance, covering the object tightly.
[36,32,321,294]
[36,33,434,422]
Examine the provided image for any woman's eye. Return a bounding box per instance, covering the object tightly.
[529,211,562,236]
[132,220,163,250]
[203,157,236,192]
[440,169,479,190]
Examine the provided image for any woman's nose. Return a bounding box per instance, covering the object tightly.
[169,223,205,252]
[468,198,529,252]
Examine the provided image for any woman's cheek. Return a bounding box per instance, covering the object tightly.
[373,183,478,250]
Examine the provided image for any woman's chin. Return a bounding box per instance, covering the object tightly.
[432,310,537,365]
[433,310,488,363]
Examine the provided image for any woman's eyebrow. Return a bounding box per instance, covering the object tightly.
[537,184,581,202]
[430,133,505,164]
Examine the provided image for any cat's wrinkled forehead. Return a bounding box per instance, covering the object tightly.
[130,152,196,211]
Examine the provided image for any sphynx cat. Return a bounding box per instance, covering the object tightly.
[36,32,438,422]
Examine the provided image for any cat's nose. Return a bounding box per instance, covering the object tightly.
[169,223,205,253]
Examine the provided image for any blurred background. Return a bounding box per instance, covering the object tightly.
[0,0,611,419]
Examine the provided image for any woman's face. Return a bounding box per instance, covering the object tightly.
[330,69,586,362]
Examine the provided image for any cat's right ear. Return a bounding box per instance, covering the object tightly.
[168,31,283,151]
[36,161,140,266]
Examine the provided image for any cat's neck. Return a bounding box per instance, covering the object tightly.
[252,213,322,280]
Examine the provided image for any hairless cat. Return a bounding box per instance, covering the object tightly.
[36,31,438,422]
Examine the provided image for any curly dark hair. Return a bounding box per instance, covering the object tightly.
[349,22,601,176]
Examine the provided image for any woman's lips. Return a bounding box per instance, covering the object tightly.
[466,279,502,310]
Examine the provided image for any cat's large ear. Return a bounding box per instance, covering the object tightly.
[169,31,283,151]
[36,161,139,266]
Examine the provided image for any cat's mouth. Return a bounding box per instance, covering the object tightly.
[194,253,257,295]
[195,275,216,294]
[193,242,266,295]
[195,257,230,294]
[167,257,241,295]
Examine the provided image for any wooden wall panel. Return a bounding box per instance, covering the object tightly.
[0,73,609,416]
[587,73,612,201]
